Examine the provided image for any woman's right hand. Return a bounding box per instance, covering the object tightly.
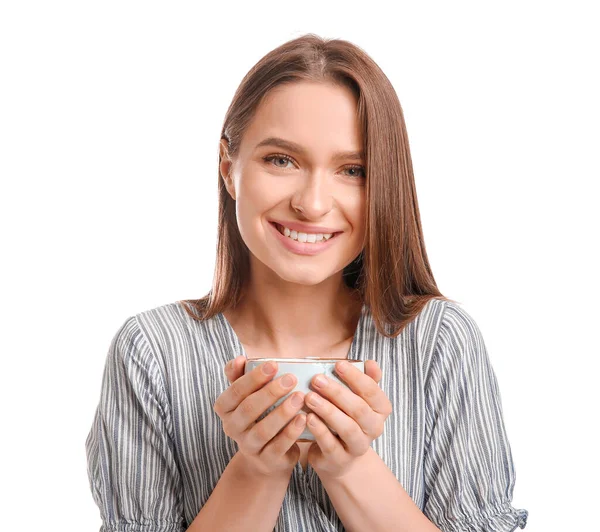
[213,357,307,478]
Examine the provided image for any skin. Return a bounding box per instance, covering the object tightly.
[222,355,390,478]
[215,81,393,475]
[219,81,366,357]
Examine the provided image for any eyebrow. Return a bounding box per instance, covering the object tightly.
[254,136,364,162]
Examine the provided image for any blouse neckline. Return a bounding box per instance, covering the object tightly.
[216,303,369,481]
[218,303,368,362]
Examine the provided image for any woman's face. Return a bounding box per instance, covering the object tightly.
[220,81,366,287]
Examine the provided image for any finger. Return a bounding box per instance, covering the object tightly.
[309,373,382,437]
[215,360,279,414]
[305,413,343,459]
[234,356,247,378]
[333,361,391,415]
[248,393,306,455]
[261,412,307,466]
[229,373,299,435]
[364,360,382,384]
[224,357,234,381]
[225,355,245,384]
[305,390,372,451]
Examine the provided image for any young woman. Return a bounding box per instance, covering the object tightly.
[85,34,528,532]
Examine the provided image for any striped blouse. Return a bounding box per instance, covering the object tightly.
[85,297,528,531]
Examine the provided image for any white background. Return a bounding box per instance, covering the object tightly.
[1,1,598,530]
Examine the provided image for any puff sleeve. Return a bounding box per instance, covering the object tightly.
[85,316,186,532]
[422,303,529,532]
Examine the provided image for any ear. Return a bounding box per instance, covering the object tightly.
[219,139,236,201]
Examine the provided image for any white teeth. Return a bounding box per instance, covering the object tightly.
[278,224,333,243]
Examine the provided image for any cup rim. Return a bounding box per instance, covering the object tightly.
[245,357,362,363]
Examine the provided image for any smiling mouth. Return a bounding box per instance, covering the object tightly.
[271,222,342,242]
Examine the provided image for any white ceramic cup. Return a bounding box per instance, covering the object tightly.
[244,357,365,441]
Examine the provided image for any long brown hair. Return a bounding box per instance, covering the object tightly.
[180,33,454,338]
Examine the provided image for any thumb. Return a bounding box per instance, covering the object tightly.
[225,355,245,384]
[365,360,382,384]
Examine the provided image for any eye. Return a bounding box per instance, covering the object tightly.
[262,153,366,180]
[263,154,295,169]
[343,165,366,179]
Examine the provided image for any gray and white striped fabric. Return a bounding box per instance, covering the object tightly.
[85,298,528,531]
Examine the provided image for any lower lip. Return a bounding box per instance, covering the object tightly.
[268,222,341,256]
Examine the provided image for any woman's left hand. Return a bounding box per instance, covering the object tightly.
[304,359,392,479]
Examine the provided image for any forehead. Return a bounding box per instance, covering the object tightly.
[241,81,363,157]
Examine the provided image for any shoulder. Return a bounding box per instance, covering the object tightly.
[426,301,493,386]
[111,301,199,372]
[419,299,489,383]
[436,300,486,350]
[133,300,191,330]
[416,297,482,332]
[131,300,219,346]
[127,300,227,374]
[102,314,170,403]
[107,311,154,361]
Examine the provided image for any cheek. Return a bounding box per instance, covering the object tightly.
[238,168,283,205]
[347,196,367,251]
[234,175,275,241]
[235,198,260,243]
[347,193,366,231]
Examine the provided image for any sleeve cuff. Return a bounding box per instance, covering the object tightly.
[100,521,186,532]
[431,503,528,532]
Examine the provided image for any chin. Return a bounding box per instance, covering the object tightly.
[272,265,335,287]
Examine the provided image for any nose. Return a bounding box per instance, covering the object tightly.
[290,171,334,219]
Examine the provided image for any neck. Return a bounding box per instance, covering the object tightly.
[224,269,363,359]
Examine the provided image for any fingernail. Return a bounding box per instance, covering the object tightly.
[308,393,322,406]
[294,414,305,427]
[262,362,276,375]
[291,393,303,407]
[337,360,349,372]
[282,374,296,387]
[313,375,327,388]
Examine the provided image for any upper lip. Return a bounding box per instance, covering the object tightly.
[269,219,342,234]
